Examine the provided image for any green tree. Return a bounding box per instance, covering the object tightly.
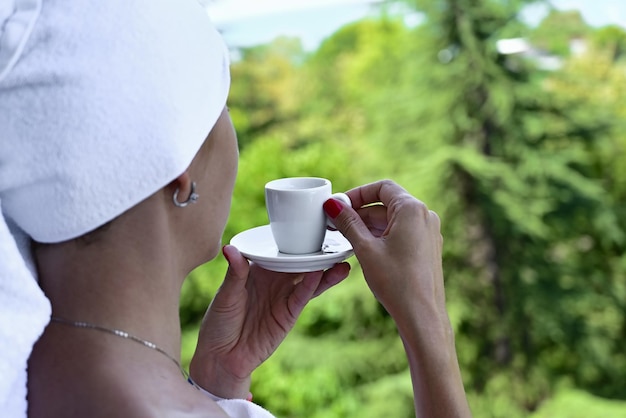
[228,37,307,149]
[539,46,626,399]
[529,9,590,56]
[397,0,625,414]
[180,1,626,416]
[590,24,626,62]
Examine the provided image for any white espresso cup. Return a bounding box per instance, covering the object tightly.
[265,177,351,254]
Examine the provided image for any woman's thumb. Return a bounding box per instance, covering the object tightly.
[221,245,250,291]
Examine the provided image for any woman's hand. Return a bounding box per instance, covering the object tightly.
[190,246,350,399]
[324,179,472,418]
[324,179,445,324]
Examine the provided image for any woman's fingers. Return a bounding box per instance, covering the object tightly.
[355,205,388,237]
[281,262,350,319]
[287,271,323,318]
[324,198,376,254]
[311,262,351,298]
[346,179,411,209]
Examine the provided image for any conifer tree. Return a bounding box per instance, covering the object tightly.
[399,0,625,412]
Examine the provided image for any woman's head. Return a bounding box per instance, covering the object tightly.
[33,106,239,272]
[0,1,231,248]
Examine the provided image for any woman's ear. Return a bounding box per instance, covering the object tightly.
[169,171,194,204]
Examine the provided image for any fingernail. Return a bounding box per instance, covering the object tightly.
[323,198,344,219]
[222,245,231,263]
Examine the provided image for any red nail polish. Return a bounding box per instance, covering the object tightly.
[323,198,344,219]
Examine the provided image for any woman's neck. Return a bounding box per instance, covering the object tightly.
[28,210,220,416]
[35,219,185,359]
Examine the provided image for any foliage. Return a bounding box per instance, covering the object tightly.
[590,25,626,62]
[181,1,626,416]
[530,388,626,418]
[529,9,590,56]
[228,37,307,149]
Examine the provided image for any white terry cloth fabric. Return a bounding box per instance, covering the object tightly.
[0,213,51,417]
[0,0,230,416]
[217,400,277,418]
[193,382,277,418]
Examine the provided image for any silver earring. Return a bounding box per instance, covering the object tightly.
[173,181,199,208]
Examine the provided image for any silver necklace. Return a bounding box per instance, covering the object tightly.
[50,316,199,389]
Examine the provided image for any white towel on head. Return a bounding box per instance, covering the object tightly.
[0,0,230,243]
[0,0,230,416]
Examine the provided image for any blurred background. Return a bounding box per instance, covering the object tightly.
[181,0,626,416]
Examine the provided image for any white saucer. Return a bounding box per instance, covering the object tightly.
[230,225,354,273]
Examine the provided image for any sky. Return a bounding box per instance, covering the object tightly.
[523,0,626,28]
[204,0,385,50]
[204,0,626,50]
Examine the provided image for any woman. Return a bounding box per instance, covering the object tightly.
[0,1,471,417]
